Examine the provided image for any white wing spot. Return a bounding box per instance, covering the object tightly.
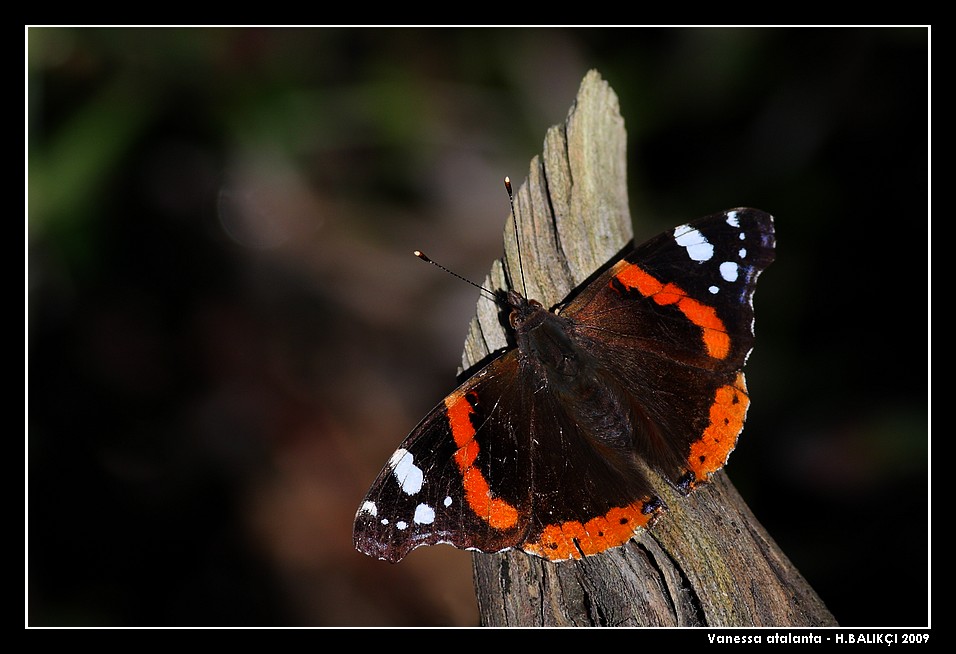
[674,225,714,262]
[739,247,747,259]
[395,521,408,530]
[443,496,453,507]
[709,285,720,294]
[380,518,389,525]
[414,504,436,524]
[360,501,377,517]
[389,448,424,495]
[720,261,739,283]
[739,232,746,240]
[726,211,740,226]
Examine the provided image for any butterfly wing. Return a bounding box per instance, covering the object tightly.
[561,208,776,488]
[354,351,531,563]
[354,343,661,563]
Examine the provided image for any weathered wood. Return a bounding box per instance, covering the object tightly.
[462,70,836,627]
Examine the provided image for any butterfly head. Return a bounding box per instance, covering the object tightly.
[505,290,546,331]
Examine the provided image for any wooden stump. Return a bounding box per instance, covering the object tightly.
[461,70,836,628]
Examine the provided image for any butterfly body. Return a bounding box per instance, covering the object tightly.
[355,208,775,563]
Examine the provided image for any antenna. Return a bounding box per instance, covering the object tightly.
[414,251,499,303]
[414,177,525,306]
[504,177,527,296]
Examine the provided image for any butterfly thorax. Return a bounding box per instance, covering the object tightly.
[507,289,637,455]
[507,290,577,379]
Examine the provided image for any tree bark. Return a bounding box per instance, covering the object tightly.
[461,70,837,627]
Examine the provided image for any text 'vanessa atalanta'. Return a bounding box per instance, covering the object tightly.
[354,202,775,563]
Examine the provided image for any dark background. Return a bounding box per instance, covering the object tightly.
[27,27,928,627]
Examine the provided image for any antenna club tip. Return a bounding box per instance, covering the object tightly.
[414,250,430,262]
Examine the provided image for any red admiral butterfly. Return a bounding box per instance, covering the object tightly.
[354,202,775,563]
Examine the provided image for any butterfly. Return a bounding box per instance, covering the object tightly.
[354,202,775,563]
